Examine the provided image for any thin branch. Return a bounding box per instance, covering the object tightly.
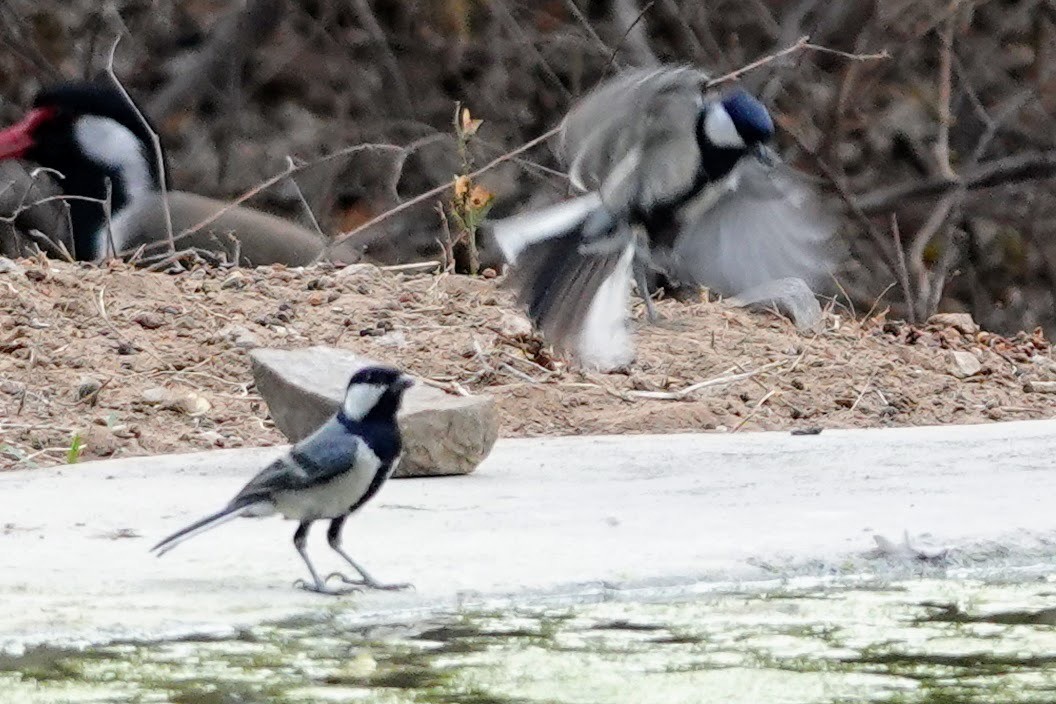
[146,0,284,119]
[105,35,174,256]
[611,0,659,67]
[854,150,1056,213]
[934,17,957,179]
[890,215,917,324]
[119,141,417,259]
[283,157,325,239]
[350,0,415,115]
[331,128,561,250]
[0,4,63,81]
[706,36,889,88]
[562,0,613,59]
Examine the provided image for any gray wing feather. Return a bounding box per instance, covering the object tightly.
[560,66,709,213]
[660,160,838,296]
[232,418,360,503]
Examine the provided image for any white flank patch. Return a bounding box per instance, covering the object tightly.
[492,193,603,264]
[703,104,746,149]
[342,383,387,420]
[576,243,635,371]
[73,116,154,260]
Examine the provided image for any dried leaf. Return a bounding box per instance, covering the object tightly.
[460,107,483,136]
[468,184,493,209]
[453,175,471,200]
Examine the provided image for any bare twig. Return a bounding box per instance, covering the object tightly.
[146,0,285,119]
[624,360,786,400]
[105,35,174,255]
[118,142,415,259]
[350,0,415,115]
[283,156,325,239]
[603,1,657,71]
[0,4,62,81]
[435,202,456,273]
[934,17,957,179]
[855,150,1056,213]
[611,0,659,67]
[562,0,613,58]
[731,388,777,432]
[890,215,916,323]
[706,36,889,88]
[379,261,442,272]
[331,128,561,250]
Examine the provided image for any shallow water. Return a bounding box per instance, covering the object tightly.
[4,577,1056,704]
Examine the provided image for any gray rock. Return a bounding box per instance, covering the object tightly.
[946,350,982,379]
[728,277,824,331]
[0,257,23,275]
[927,312,980,336]
[250,346,498,477]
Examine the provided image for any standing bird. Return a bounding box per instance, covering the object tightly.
[152,366,414,595]
[490,67,834,370]
[0,81,338,265]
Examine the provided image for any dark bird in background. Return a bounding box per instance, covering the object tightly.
[489,66,835,370]
[153,366,414,595]
[0,81,351,265]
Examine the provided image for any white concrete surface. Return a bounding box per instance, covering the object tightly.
[2,419,1055,654]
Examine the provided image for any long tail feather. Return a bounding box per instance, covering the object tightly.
[490,193,602,264]
[151,503,259,557]
[507,225,635,370]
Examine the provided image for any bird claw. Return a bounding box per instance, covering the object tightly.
[325,571,366,587]
[327,572,413,592]
[292,577,360,596]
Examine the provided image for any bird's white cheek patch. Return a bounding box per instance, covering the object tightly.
[704,106,746,149]
[342,383,387,419]
[72,116,155,260]
[73,116,153,200]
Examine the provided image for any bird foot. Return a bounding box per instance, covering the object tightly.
[327,571,414,592]
[293,577,361,596]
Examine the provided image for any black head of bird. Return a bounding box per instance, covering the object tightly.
[340,365,415,424]
[710,90,774,145]
[0,81,329,265]
[152,364,416,595]
[0,83,166,260]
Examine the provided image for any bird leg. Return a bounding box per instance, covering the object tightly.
[631,227,659,323]
[325,517,413,591]
[634,257,659,323]
[292,521,360,596]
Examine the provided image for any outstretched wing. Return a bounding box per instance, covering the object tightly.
[659,159,838,296]
[559,66,710,215]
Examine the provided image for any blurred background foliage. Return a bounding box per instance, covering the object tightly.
[1,0,1054,333]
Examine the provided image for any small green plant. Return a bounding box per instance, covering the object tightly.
[449,104,494,275]
[66,433,85,464]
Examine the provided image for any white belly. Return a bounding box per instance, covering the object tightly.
[272,449,383,521]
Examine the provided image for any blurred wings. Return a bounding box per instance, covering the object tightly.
[655,158,838,297]
[560,66,711,214]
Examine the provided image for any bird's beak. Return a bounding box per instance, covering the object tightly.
[0,108,52,161]
[395,375,415,391]
[752,143,779,168]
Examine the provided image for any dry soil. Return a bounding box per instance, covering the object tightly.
[1,255,1054,469]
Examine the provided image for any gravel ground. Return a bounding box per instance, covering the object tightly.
[1,255,1054,469]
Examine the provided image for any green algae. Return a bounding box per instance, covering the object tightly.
[4,578,1056,704]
